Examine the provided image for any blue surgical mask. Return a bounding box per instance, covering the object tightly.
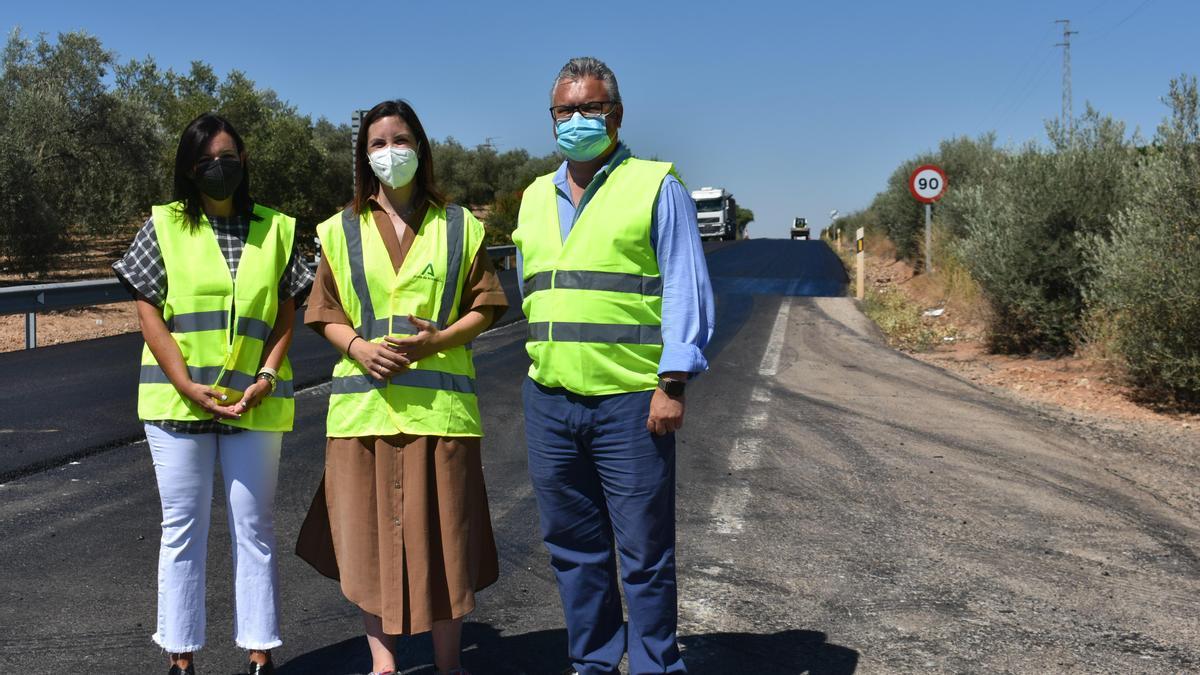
[555,112,613,162]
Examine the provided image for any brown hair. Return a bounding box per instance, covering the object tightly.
[353,100,447,215]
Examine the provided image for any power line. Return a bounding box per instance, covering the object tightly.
[993,46,1057,133]
[1109,0,1155,32]
[985,23,1057,124]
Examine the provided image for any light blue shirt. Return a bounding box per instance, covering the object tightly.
[517,143,715,376]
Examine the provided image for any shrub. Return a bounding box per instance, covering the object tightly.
[0,138,64,273]
[952,109,1134,353]
[1084,76,1200,402]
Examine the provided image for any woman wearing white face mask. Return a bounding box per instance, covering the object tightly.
[295,100,504,675]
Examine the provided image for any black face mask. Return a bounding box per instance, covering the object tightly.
[195,157,244,201]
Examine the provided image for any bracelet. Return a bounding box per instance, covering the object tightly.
[256,366,278,379]
[346,335,362,355]
[255,371,277,395]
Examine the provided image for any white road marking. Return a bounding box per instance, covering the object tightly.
[712,432,766,534]
[712,487,750,535]
[709,299,794,539]
[729,436,763,471]
[758,298,792,376]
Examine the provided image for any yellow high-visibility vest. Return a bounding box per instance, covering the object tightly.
[137,202,296,431]
[513,157,674,395]
[316,203,484,437]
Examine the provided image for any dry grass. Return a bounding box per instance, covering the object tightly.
[838,231,1198,425]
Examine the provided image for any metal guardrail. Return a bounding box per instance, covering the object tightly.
[489,244,516,259]
[2,245,520,349]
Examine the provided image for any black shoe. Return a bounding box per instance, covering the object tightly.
[168,664,195,675]
[244,660,274,675]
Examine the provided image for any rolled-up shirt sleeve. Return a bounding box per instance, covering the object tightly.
[653,175,715,376]
[303,256,352,328]
[112,217,167,306]
[279,241,315,306]
[458,246,510,330]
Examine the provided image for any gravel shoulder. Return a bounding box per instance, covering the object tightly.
[732,296,1200,673]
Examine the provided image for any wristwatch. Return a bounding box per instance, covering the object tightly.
[657,377,686,397]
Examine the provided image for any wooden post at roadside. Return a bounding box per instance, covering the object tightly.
[855,227,865,300]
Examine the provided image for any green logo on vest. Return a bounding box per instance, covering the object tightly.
[418,263,437,280]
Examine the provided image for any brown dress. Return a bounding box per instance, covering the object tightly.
[295,200,506,636]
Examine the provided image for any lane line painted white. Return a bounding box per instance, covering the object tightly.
[729,436,763,471]
[745,409,769,431]
[758,298,792,376]
[708,297,793,539]
[712,486,750,535]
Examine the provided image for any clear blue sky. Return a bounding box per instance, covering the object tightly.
[6,1,1197,238]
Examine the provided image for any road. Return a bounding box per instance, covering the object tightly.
[2,239,1198,673]
[0,268,524,482]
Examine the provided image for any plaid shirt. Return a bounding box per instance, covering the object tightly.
[113,213,314,435]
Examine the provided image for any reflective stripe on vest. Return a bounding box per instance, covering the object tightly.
[139,364,296,398]
[136,202,297,431]
[341,205,466,343]
[330,370,476,395]
[526,321,662,345]
[164,312,272,340]
[316,203,483,437]
[513,157,674,396]
[522,270,663,297]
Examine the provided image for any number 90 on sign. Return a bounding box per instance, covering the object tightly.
[908,164,947,203]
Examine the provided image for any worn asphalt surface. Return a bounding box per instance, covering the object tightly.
[2,239,1198,673]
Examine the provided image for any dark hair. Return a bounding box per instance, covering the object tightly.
[171,113,256,227]
[353,100,446,216]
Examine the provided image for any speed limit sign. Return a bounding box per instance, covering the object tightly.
[909,164,947,203]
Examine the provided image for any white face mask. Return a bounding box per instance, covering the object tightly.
[368,146,419,188]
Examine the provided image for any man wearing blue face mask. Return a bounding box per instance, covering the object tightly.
[512,57,714,675]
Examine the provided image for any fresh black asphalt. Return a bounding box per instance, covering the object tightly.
[0,241,841,482]
[4,238,1195,673]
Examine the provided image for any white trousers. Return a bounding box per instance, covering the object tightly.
[145,423,283,652]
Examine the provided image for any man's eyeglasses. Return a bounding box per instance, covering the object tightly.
[549,101,618,122]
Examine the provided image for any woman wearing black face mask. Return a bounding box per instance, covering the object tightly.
[113,113,313,675]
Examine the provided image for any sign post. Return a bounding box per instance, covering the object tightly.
[908,164,948,274]
[855,227,865,300]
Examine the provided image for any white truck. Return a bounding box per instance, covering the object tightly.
[790,217,810,240]
[691,187,742,241]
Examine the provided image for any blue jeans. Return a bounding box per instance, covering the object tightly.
[523,378,685,675]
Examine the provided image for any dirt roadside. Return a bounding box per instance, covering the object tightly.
[1,230,143,352]
[757,296,1199,672]
[1,304,139,352]
[835,241,1199,435]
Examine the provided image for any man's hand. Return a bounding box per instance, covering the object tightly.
[647,386,685,436]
